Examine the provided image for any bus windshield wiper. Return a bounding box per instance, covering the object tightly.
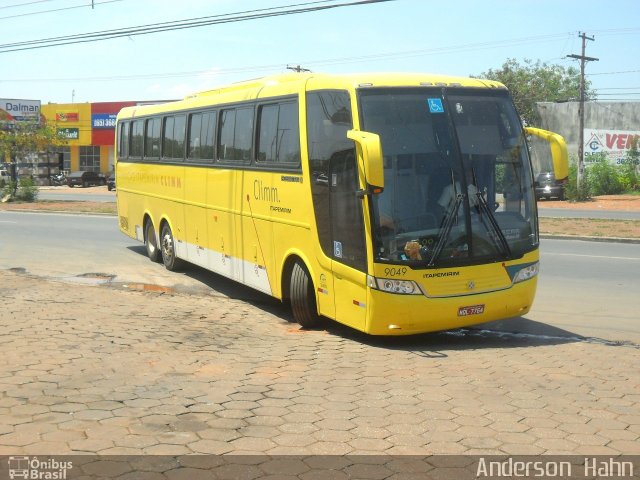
[428,192,463,266]
[475,189,512,259]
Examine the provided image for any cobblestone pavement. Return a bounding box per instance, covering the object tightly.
[1,270,639,456]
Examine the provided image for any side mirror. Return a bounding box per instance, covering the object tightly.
[524,127,569,181]
[346,129,384,193]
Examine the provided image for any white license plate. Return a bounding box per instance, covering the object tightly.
[458,304,485,316]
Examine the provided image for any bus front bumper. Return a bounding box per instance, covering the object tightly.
[364,278,537,336]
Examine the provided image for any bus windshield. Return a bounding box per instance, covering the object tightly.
[360,88,537,267]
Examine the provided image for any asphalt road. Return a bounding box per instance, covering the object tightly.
[38,187,640,218]
[1,210,638,343]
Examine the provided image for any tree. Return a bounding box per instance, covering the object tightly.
[0,121,67,164]
[476,58,595,127]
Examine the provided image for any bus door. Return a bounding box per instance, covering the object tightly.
[240,170,275,295]
[329,148,368,331]
[207,168,240,282]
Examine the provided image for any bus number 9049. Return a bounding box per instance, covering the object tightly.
[384,267,407,277]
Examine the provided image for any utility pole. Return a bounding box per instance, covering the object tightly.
[567,32,598,195]
[286,65,311,73]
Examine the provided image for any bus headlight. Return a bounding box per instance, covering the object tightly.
[512,262,539,284]
[367,276,423,295]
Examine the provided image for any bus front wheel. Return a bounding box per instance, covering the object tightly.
[290,262,322,328]
[160,224,183,271]
[144,219,160,262]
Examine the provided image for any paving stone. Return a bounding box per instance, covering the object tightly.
[0,270,638,457]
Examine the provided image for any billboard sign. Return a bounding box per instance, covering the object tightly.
[92,113,117,129]
[57,127,79,139]
[56,112,79,122]
[0,98,41,128]
[584,128,640,165]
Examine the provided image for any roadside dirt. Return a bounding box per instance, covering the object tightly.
[538,194,640,211]
[0,200,116,215]
[537,195,640,238]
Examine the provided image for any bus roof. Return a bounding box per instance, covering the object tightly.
[117,72,507,119]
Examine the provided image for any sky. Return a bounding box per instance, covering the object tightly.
[1,0,639,105]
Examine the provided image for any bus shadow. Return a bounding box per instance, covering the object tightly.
[321,317,586,355]
[125,245,292,317]
[125,246,591,353]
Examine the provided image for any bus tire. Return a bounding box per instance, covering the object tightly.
[160,223,183,271]
[290,261,322,328]
[144,219,160,262]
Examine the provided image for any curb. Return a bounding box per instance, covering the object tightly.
[0,209,116,217]
[540,234,640,244]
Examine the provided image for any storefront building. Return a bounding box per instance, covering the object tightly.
[41,101,136,174]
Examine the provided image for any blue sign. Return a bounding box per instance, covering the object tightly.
[428,98,444,113]
[92,113,117,129]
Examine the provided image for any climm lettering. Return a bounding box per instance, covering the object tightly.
[254,179,279,203]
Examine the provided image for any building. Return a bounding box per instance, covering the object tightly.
[536,101,640,165]
[41,101,137,175]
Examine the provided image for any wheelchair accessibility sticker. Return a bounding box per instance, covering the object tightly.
[428,98,444,113]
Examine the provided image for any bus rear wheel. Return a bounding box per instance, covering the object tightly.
[160,224,183,271]
[144,219,160,262]
[290,261,322,328]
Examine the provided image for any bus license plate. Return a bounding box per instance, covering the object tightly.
[458,304,485,316]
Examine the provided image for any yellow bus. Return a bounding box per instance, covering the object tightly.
[115,72,567,335]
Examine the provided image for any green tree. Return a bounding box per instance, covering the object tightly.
[476,58,595,127]
[0,121,67,163]
[564,157,591,201]
[620,137,639,192]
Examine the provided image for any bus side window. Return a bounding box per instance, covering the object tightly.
[144,117,160,160]
[218,107,254,163]
[130,120,144,158]
[307,90,366,271]
[188,113,203,159]
[201,111,216,161]
[163,115,186,160]
[257,101,300,166]
[118,122,130,159]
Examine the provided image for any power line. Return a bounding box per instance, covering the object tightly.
[596,87,640,90]
[0,0,395,52]
[596,92,640,96]
[0,33,598,84]
[0,0,121,20]
[0,0,56,10]
[587,69,640,76]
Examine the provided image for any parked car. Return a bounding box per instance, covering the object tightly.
[67,171,106,188]
[534,171,566,200]
[107,174,116,191]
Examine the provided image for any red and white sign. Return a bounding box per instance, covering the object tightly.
[56,112,79,122]
[584,129,640,165]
